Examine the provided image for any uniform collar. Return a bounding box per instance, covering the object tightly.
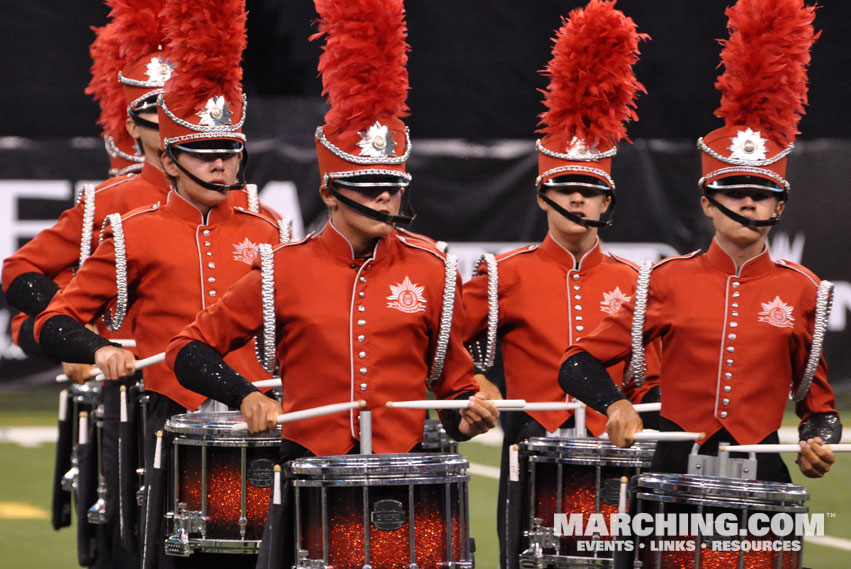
[319,220,394,263]
[540,232,603,272]
[704,237,773,278]
[139,160,169,193]
[165,190,233,225]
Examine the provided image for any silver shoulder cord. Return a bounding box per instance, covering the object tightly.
[245,183,259,213]
[625,260,652,387]
[468,253,498,372]
[277,217,292,244]
[99,213,128,332]
[254,243,277,374]
[428,253,458,384]
[78,184,96,268]
[793,280,834,402]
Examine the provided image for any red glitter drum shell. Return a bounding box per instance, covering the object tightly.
[299,484,465,569]
[177,445,277,539]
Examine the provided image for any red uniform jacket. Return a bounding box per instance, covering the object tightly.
[464,234,659,435]
[35,191,280,410]
[564,239,837,445]
[167,222,480,456]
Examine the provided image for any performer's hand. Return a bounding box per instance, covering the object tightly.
[459,392,499,437]
[62,362,95,385]
[797,437,834,478]
[239,392,282,434]
[93,346,136,380]
[605,399,642,447]
[474,374,503,401]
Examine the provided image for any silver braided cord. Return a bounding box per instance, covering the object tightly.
[99,213,128,332]
[316,126,412,165]
[245,184,259,213]
[793,280,834,402]
[468,254,498,373]
[697,137,794,167]
[428,253,458,384]
[277,218,292,244]
[699,166,790,192]
[78,184,96,268]
[254,244,277,374]
[157,93,247,133]
[625,260,652,387]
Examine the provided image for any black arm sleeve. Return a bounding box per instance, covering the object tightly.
[558,351,627,415]
[5,272,60,316]
[439,390,479,443]
[799,412,842,444]
[17,315,48,359]
[173,340,260,409]
[40,315,117,364]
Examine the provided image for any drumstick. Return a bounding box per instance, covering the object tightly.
[56,351,165,382]
[719,443,851,453]
[231,400,367,433]
[633,402,661,413]
[251,377,283,389]
[386,399,528,410]
[523,402,585,411]
[599,431,705,442]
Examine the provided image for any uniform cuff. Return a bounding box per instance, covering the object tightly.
[5,272,60,316]
[40,315,116,364]
[799,412,842,444]
[439,390,478,443]
[558,351,627,415]
[173,340,259,410]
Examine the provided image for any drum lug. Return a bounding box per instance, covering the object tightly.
[519,517,559,568]
[61,465,79,493]
[295,548,329,569]
[165,502,206,556]
[86,475,108,524]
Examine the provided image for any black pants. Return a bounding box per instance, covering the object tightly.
[651,417,791,483]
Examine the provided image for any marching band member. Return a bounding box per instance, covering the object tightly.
[166,0,497,563]
[35,1,284,565]
[559,0,840,482]
[1,0,278,365]
[462,2,659,564]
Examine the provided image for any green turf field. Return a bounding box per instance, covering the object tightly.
[1,384,848,568]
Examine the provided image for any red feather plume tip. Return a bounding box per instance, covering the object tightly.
[86,22,128,140]
[105,0,166,68]
[312,0,410,134]
[539,0,648,149]
[715,0,819,144]
[161,0,247,116]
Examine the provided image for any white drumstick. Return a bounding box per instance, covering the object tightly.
[231,400,367,433]
[386,399,527,410]
[251,377,283,389]
[600,431,705,442]
[719,443,851,453]
[114,339,136,348]
[523,402,585,411]
[93,352,166,381]
[57,351,165,382]
[633,402,661,413]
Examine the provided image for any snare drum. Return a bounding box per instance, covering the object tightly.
[627,473,808,569]
[518,438,656,567]
[288,453,473,569]
[163,412,281,555]
[422,418,459,453]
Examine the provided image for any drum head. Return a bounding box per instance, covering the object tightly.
[164,411,281,439]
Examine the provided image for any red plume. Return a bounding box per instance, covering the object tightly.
[105,0,166,67]
[161,0,246,117]
[715,0,819,144]
[539,0,648,149]
[86,22,127,141]
[311,0,410,134]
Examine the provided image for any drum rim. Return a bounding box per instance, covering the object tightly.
[521,436,656,461]
[635,473,810,504]
[164,411,282,439]
[287,452,469,478]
